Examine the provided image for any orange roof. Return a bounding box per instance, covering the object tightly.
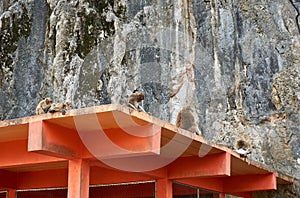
[0,104,294,197]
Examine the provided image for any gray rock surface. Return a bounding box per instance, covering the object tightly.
[0,0,299,196]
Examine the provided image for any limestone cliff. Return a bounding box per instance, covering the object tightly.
[0,0,299,196]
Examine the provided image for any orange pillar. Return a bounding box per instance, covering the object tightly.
[214,193,226,198]
[156,178,172,198]
[68,159,90,198]
[7,189,16,198]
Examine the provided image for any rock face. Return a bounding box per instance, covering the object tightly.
[0,0,299,196]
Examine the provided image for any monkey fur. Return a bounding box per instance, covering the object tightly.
[127,90,146,112]
[235,140,251,158]
[176,106,201,135]
[48,102,73,115]
[35,98,53,115]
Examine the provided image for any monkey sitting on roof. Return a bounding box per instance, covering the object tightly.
[48,102,73,115]
[127,90,146,112]
[234,140,251,158]
[35,98,53,115]
[176,106,201,135]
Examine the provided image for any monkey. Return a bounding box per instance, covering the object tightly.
[234,140,251,158]
[48,102,73,115]
[176,106,201,135]
[35,97,53,115]
[235,140,249,150]
[127,90,146,112]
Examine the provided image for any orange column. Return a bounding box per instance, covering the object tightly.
[68,159,90,198]
[156,178,172,198]
[213,193,225,198]
[220,193,226,198]
[7,189,16,198]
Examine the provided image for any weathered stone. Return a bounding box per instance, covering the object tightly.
[0,0,299,196]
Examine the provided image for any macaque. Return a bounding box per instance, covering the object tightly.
[35,98,53,115]
[234,140,251,158]
[127,90,146,112]
[176,106,201,135]
[48,102,73,115]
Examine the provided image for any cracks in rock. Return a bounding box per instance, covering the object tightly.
[288,0,300,33]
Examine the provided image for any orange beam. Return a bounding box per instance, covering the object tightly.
[90,182,155,197]
[175,178,223,192]
[15,166,162,192]
[90,159,166,181]
[16,164,156,189]
[78,128,161,160]
[17,168,68,189]
[156,178,172,198]
[0,140,65,169]
[72,112,162,159]
[223,173,276,193]
[168,152,231,179]
[103,127,161,157]
[144,167,167,179]
[90,166,152,185]
[28,121,82,159]
[68,159,90,198]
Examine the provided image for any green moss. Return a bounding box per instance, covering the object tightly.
[0,2,32,71]
[75,0,126,58]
